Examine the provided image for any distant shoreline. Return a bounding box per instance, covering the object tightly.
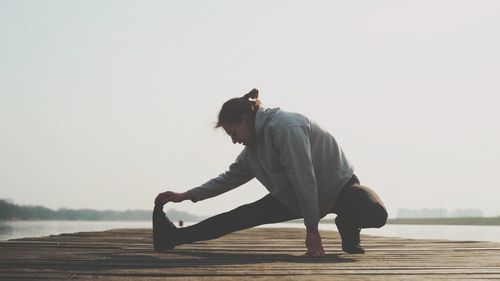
[0,218,151,222]
[311,217,500,226]
[386,217,500,226]
[286,218,500,227]
[4,217,500,226]
[0,199,203,222]
[3,199,499,226]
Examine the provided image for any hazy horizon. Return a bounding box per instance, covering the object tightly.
[0,198,493,220]
[1,1,499,219]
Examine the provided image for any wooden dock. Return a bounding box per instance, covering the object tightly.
[1,227,500,280]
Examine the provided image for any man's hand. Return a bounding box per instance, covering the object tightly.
[305,224,325,256]
[154,191,190,206]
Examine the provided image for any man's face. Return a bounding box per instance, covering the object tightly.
[222,116,255,147]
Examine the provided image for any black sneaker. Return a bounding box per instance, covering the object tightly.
[336,216,365,254]
[342,243,365,254]
[153,204,177,251]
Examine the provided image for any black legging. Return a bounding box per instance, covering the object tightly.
[167,175,388,246]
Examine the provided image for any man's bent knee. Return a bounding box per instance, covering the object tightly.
[372,204,388,228]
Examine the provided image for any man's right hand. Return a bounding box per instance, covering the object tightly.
[305,224,325,257]
[154,191,190,206]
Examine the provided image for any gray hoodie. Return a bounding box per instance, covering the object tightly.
[187,107,354,226]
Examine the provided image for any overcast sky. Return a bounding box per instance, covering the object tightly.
[1,0,499,219]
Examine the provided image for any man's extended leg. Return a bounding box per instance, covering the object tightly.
[333,177,388,254]
[153,194,300,250]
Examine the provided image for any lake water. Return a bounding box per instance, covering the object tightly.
[1,220,500,243]
[0,221,153,241]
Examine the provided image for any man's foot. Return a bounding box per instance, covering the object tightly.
[342,243,365,254]
[335,217,365,254]
[153,204,177,251]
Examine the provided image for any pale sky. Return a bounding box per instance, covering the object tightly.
[1,0,499,218]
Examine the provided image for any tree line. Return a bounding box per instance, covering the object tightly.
[0,199,201,221]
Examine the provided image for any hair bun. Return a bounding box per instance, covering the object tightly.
[244,88,259,100]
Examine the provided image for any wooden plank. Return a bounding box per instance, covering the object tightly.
[0,227,499,280]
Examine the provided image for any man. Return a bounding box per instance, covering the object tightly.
[154,89,387,256]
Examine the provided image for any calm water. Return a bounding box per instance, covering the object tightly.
[1,220,500,243]
[0,221,152,241]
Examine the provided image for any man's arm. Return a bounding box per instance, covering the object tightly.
[275,126,324,256]
[155,150,254,205]
[275,126,320,227]
[187,150,254,202]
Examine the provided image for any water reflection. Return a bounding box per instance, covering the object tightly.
[262,222,500,243]
[362,224,500,242]
[0,222,13,238]
[0,220,151,241]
